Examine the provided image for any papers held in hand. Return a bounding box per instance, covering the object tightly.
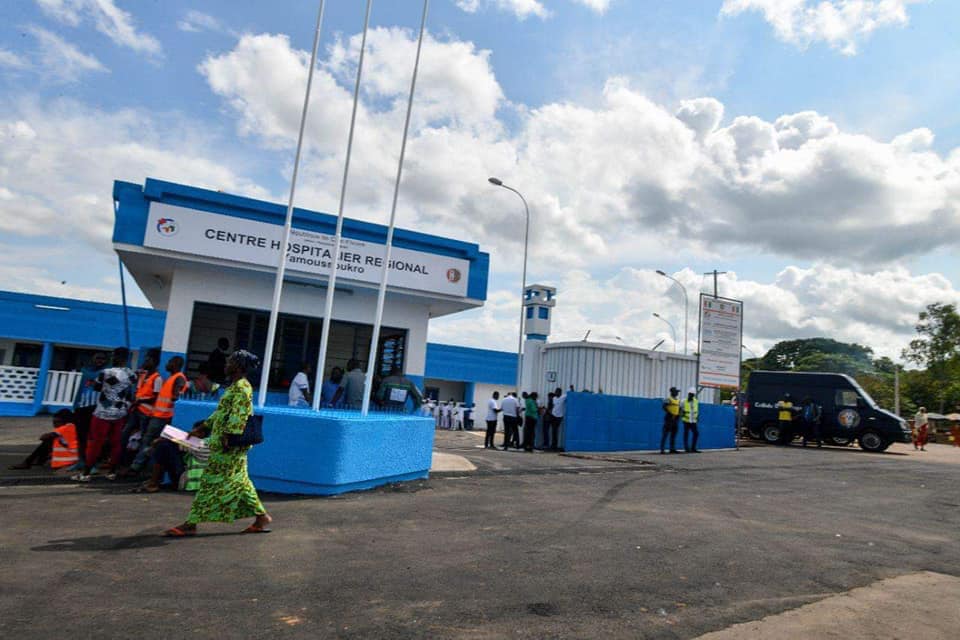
[160,425,208,453]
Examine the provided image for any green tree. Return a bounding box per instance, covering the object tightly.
[759,337,875,374]
[902,303,960,369]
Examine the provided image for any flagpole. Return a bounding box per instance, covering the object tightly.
[361,0,430,416]
[312,0,373,410]
[257,0,326,408]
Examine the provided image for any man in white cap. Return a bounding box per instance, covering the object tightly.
[682,387,700,453]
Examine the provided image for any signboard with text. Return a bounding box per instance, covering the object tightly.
[697,294,744,390]
[144,203,471,297]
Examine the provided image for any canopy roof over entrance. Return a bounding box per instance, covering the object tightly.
[112,178,489,318]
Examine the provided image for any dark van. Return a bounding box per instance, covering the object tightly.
[744,371,911,452]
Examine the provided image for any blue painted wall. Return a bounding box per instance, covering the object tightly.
[171,401,434,495]
[564,392,736,452]
[115,178,491,302]
[0,292,519,384]
[424,343,517,385]
[0,290,165,350]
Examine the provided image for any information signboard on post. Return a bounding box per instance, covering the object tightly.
[697,294,744,390]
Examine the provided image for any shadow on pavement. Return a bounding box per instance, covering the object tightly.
[30,530,252,552]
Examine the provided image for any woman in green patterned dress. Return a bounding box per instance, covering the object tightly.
[164,350,271,536]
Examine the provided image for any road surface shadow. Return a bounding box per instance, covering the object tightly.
[31,530,250,552]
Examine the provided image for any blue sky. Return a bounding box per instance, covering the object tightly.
[1,0,958,359]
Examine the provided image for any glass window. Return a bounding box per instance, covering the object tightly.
[835,390,858,407]
[526,307,534,319]
[13,343,42,367]
[538,307,549,319]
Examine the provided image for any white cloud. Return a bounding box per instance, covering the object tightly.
[720,0,925,55]
[571,0,612,13]
[28,26,108,82]
[455,0,550,20]
[177,10,236,37]
[430,264,959,361]
[0,98,268,248]
[196,28,960,272]
[0,48,30,70]
[35,0,162,57]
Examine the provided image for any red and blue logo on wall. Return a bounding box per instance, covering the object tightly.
[156,217,178,237]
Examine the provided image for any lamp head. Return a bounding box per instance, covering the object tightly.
[488,177,503,186]
[656,269,666,276]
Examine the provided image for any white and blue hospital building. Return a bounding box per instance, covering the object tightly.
[0,178,733,461]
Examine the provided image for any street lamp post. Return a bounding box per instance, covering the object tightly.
[488,177,530,392]
[741,343,757,360]
[656,270,688,355]
[652,312,677,353]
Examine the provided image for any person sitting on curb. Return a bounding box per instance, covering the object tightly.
[9,409,79,471]
[135,420,210,493]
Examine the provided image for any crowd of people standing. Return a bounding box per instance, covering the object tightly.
[9,342,271,536]
[483,387,567,452]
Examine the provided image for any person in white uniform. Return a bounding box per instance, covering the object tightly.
[288,362,312,408]
[484,392,501,449]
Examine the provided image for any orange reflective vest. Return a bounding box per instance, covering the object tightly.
[153,372,187,419]
[51,423,79,469]
[135,371,161,415]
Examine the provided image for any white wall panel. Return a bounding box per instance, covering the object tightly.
[537,342,717,403]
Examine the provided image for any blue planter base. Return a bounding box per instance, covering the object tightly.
[172,401,435,496]
[253,470,429,496]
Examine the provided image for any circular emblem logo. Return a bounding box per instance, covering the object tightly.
[156,217,178,237]
[837,409,860,429]
[446,268,462,283]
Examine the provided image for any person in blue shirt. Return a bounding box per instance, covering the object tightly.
[71,351,107,468]
[320,367,344,408]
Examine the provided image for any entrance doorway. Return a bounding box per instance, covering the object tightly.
[186,302,406,392]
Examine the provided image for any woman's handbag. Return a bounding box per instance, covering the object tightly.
[225,414,264,449]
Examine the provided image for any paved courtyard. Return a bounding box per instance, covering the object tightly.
[2,419,959,638]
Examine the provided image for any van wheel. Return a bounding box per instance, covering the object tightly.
[762,423,781,444]
[828,436,852,447]
[859,430,888,453]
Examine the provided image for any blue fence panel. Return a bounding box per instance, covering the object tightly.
[564,392,735,452]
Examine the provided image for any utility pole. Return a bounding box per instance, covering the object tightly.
[894,365,900,416]
[703,269,728,298]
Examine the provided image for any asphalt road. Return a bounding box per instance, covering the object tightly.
[2,425,959,639]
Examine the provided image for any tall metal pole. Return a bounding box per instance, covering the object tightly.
[894,365,901,416]
[657,270,688,355]
[257,0,327,408]
[488,179,530,392]
[117,255,130,352]
[703,269,728,299]
[312,0,373,410]
[360,0,430,416]
[653,312,677,352]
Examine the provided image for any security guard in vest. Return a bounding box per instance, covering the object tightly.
[682,387,700,453]
[661,386,681,454]
[775,392,796,445]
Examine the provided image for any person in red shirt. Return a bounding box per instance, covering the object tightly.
[8,409,79,470]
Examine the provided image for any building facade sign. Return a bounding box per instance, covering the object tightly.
[697,294,744,390]
[145,203,470,297]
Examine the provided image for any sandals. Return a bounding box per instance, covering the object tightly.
[131,483,160,494]
[162,526,196,537]
[241,524,272,534]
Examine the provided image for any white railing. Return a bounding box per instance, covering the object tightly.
[0,366,40,403]
[43,370,84,407]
